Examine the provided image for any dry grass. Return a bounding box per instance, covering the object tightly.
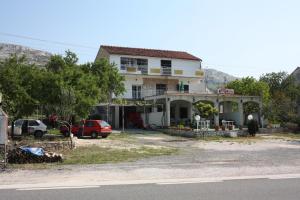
[63,145,178,165]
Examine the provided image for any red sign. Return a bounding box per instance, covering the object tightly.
[217,88,234,95]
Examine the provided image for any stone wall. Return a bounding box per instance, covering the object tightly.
[160,128,248,138]
[8,139,75,152]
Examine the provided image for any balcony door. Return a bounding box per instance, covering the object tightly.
[161,60,171,75]
[132,85,142,99]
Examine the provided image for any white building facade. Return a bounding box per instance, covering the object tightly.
[94,46,262,129]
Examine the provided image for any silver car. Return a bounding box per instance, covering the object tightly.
[8,119,47,138]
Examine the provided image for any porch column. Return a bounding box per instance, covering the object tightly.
[115,105,119,129]
[214,101,219,126]
[238,101,244,127]
[189,103,194,123]
[165,98,170,127]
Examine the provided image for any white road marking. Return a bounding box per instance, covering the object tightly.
[16,185,100,191]
[156,180,223,185]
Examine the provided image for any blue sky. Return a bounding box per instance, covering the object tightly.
[0,0,299,78]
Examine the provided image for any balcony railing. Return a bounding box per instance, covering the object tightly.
[161,67,171,75]
[122,64,148,74]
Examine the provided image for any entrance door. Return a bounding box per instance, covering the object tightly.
[156,84,167,95]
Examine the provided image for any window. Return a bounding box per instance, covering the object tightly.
[132,85,142,99]
[161,60,171,67]
[99,121,110,127]
[28,120,39,126]
[121,57,135,70]
[137,59,147,66]
[85,121,95,127]
[180,107,188,118]
[15,120,24,126]
[120,57,148,73]
[137,59,148,74]
[176,84,189,93]
[156,84,167,95]
[157,105,163,112]
[146,107,152,113]
[161,60,172,75]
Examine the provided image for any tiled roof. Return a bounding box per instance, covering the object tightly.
[101,45,201,61]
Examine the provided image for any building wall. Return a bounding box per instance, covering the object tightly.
[141,112,163,126]
[109,54,202,77]
[109,54,206,99]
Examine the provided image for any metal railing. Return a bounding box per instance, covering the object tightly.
[122,64,148,74]
[122,88,198,99]
[161,67,171,75]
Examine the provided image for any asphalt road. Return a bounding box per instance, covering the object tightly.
[1,178,299,200]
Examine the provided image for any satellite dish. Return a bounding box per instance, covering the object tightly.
[194,115,201,121]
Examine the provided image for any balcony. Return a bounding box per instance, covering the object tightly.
[141,89,190,98]
[122,64,148,74]
[161,66,171,76]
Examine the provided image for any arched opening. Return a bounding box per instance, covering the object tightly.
[193,100,216,127]
[243,101,261,126]
[219,101,239,128]
[170,100,192,126]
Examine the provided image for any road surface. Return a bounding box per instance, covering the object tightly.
[1,178,299,200]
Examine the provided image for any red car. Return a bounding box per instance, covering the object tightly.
[77,120,112,139]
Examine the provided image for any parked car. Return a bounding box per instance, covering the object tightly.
[77,120,112,139]
[8,119,47,138]
[59,123,80,137]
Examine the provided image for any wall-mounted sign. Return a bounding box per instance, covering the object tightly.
[217,88,234,95]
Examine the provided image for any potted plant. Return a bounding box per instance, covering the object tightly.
[214,125,220,131]
[221,125,226,131]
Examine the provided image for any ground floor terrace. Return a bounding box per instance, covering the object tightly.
[93,92,262,129]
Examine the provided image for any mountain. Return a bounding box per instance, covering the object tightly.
[204,68,239,92]
[0,43,52,66]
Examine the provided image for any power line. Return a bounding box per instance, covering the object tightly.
[0,32,98,50]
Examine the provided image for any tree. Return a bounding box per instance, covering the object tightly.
[44,51,100,120]
[226,77,269,115]
[194,101,218,119]
[260,72,300,123]
[259,72,289,95]
[0,51,102,123]
[81,58,125,102]
[0,55,38,119]
[226,77,270,103]
[81,58,125,123]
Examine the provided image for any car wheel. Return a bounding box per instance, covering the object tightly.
[34,130,43,138]
[91,132,98,139]
[102,135,108,138]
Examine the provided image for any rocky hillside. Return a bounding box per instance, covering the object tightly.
[204,68,239,92]
[0,43,52,66]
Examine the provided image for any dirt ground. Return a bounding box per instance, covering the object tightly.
[1,131,300,188]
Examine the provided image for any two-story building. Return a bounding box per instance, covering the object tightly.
[94,45,262,129]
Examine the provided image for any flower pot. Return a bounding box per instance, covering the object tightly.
[214,125,219,131]
[221,125,226,131]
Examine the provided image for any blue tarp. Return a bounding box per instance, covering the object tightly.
[19,146,45,156]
